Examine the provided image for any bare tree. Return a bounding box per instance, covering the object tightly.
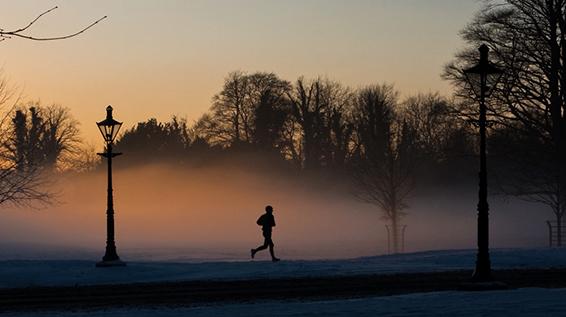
[352,84,415,253]
[286,77,325,169]
[210,71,251,145]
[206,71,291,151]
[0,79,51,206]
[3,103,81,171]
[286,77,352,169]
[0,6,106,42]
[322,82,355,169]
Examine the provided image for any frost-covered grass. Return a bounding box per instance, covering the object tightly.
[0,248,565,288]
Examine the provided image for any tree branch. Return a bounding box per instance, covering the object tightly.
[0,7,107,42]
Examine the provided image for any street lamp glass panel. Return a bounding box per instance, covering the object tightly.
[97,122,122,143]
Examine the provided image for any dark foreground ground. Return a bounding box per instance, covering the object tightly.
[2,268,566,313]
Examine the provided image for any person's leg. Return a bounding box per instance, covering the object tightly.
[268,238,279,261]
[251,238,269,258]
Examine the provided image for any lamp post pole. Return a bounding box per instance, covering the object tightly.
[96,106,125,267]
[462,44,503,286]
[102,142,120,262]
[473,45,490,281]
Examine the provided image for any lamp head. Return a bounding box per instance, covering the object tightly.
[463,45,504,98]
[96,105,122,143]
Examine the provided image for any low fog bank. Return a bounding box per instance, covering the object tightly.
[0,161,552,261]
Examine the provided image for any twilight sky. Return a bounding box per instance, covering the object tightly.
[0,0,481,143]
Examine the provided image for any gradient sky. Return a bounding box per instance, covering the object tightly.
[0,0,482,144]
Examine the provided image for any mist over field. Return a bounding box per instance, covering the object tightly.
[0,161,550,261]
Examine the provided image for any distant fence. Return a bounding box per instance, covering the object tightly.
[385,224,407,254]
[546,220,566,247]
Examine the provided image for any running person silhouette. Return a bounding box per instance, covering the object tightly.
[251,205,280,262]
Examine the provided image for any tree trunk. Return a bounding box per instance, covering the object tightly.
[302,116,318,170]
[391,210,399,254]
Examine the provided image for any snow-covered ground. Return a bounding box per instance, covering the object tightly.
[2,248,566,316]
[1,248,565,288]
[3,288,566,317]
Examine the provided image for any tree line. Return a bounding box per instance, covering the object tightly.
[113,72,474,177]
[191,72,474,174]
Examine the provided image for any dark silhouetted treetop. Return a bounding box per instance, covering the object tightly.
[205,71,291,149]
[3,103,80,171]
[115,117,191,162]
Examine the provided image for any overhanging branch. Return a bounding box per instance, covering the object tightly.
[0,6,106,42]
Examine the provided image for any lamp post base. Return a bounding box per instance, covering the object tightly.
[472,244,492,282]
[472,261,492,282]
[95,259,127,267]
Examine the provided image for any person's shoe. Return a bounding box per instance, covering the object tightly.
[251,249,255,259]
[272,257,280,262]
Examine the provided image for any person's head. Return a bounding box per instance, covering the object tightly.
[265,205,273,214]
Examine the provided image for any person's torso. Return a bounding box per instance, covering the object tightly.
[261,214,275,231]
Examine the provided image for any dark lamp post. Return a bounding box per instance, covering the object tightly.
[463,44,503,281]
[95,105,126,267]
